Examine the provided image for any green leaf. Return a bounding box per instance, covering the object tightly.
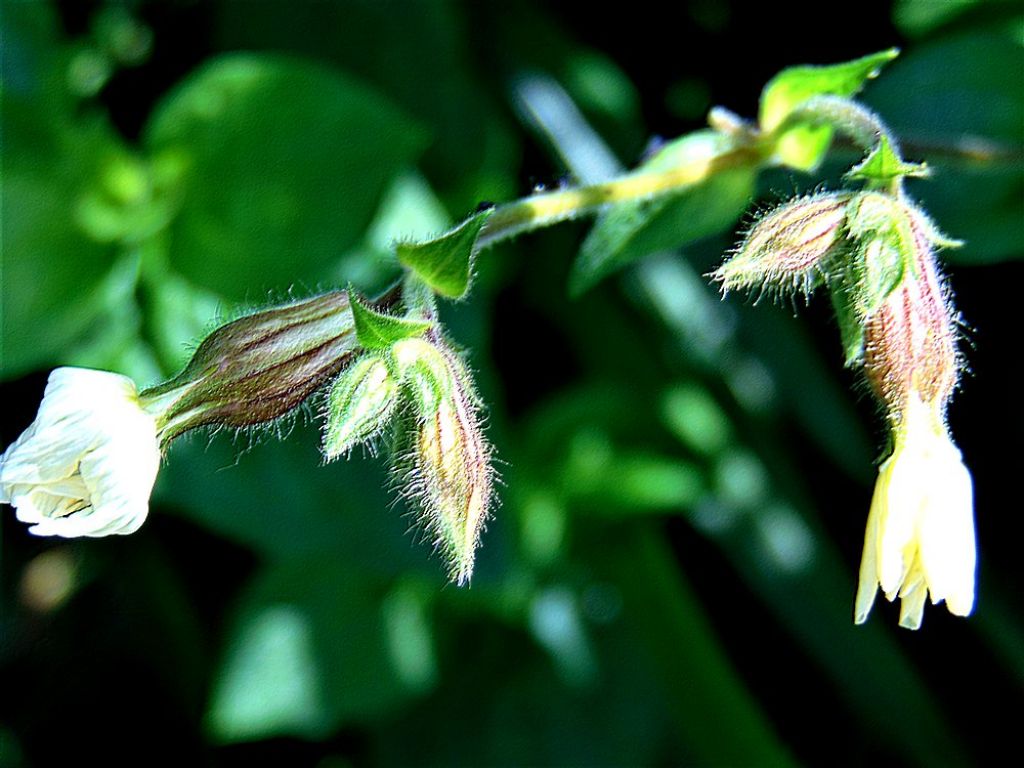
[207,604,328,741]
[395,207,493,299]
[207,558,417,743]
[349,291,431,350]
[395,207,491,301]
[760,49,900,132]
[570,131,755,295]
[156,422,430,573]
[1,116,128,377]
[144,54,427,299]
[847,134,929,185]
[760,49,899,170]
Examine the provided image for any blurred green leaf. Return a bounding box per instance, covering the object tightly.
[894,0,982,37]
[606,527,797,768]
[662,383,735,456]
[213,1,519,212]
[735,302,874,479]
[560,429,704,513]
[156,423,430,575]
[864,31,1024,263]
[208,558,415,743]
[571,131,756,295]
[1,118,128,378]
[0,2,147,378]
[143,265,226,376]
[144,54,427,299]
[208,604,327,741]
[761,49,899,170]
[332,172,452,292]
[563,51,641,121]
[1,2,67,108]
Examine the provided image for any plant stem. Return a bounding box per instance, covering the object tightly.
[475,144,764,251]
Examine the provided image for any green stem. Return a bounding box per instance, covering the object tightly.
[788,95,893,154]
[476,144,764,251]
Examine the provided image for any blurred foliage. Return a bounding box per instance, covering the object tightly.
[1,1,1022,767]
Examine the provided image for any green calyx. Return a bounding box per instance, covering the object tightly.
[349,289,432,351]
[323,354,400,459]
[847,135,929,189]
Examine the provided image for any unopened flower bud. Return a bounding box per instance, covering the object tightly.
[392,337,455,413]
[397,338,493,585]
[323,355,399,459]
[860,205,959,416]
[713,192,851,295]
[146,291,358,442]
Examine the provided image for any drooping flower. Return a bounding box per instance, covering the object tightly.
[852,201,976,628]
[854,394,975,629]
[0,367,163,537]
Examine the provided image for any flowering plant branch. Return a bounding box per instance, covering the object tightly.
[1,49,976,626]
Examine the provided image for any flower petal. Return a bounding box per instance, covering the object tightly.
[874,447,921,597]
[919,432,976,615]
[854,475,885,624]
[2,367,162,538]
[898,579,928,630]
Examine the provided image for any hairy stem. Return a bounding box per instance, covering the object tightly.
[476,144,764,251]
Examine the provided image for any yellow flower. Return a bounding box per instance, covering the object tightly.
[854,395,976,629]
[0,368,162,537]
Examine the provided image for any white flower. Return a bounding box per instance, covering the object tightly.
[854,394,976,629]
[0,367,162,537]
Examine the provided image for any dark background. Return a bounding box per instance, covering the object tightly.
[2,1,1022,766]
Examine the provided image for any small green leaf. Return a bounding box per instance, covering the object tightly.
[760,49,900,132]
[349,291,431,351]
[395,207,493,299]
[847,135,929,185]
[760,49,899,170]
